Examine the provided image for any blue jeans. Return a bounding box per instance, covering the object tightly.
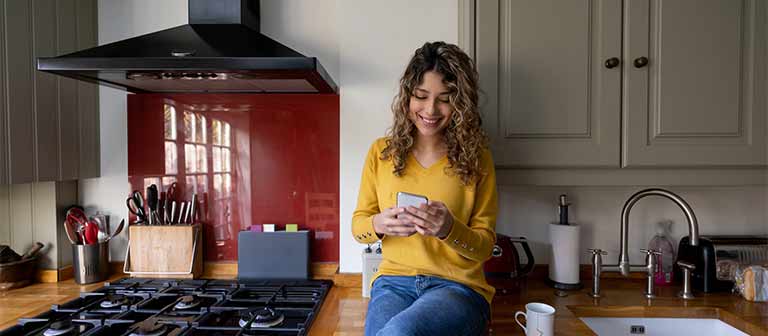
[365,275,490,336]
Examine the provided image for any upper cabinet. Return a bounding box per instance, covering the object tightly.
[476,0,766,168]
[0,0,99,184]
[477,0,622,167]
[623,0,765,167]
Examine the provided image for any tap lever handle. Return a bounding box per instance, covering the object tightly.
[640,248,662,255]
[677,260,696,300]
[588,248,608,255]
[677,260,696,270]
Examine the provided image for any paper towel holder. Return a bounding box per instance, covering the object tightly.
[546,222,583,290]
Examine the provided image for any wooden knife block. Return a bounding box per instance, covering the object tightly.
[123,224,203,279]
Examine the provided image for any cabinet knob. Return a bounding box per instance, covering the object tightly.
[604,57,620,69]
[633,56,649,68]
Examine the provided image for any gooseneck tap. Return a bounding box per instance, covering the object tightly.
[615,188,700,277]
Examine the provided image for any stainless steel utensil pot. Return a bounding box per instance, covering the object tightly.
[72,242,109,284]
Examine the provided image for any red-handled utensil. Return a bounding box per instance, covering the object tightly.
[65,207,89,244]
[83,220,99,245]
[63,220,79,244]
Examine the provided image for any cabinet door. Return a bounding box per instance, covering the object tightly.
[6,0,35,183]
[57,0,80,181]
[623,0,766,167]
[0,0,98,184]
[76,0,99,179]
[0,3,7,184]
[477,0,621,167]
[34,0,61,182]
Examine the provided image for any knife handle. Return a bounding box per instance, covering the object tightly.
[170,201,177,224]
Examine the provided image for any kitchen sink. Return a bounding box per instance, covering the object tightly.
[580,317,748,336]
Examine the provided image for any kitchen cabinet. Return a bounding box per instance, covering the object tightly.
[476,0,766,168]
[623,0,765,167]
[0,0,99,184]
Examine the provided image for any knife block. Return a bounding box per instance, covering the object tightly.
[123,224,203,279]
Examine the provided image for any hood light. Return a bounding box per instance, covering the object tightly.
[127,72,226,80]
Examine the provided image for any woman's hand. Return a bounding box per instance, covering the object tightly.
[403,201,454,239]
[372,207,417,237]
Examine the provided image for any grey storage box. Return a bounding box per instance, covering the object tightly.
[237,231,310,280]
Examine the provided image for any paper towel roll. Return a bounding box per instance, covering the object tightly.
[549,223,580,285]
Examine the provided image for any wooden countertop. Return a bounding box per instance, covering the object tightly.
[1,276,767,335]
[485,278,768,335]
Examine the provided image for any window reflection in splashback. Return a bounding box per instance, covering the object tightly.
[128,94,340,262]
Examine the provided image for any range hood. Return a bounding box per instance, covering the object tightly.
[37,0,337,94]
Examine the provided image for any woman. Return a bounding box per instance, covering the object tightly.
[352,41,498,336]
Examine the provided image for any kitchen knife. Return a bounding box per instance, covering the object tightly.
[170,201,177,224]
[179,202,187,224]
[147,185,158,225]
[189,194,197,223]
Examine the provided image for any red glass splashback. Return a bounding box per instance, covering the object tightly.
[128,94,340,262]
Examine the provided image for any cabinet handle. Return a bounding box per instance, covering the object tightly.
[604,57,620,69]
[633,56,649,68]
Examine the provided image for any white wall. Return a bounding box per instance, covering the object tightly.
[82,1,768,273]
[338,1,459,272]
[499,186,768,265]
[80,0,189,260]
[261,0,339,83]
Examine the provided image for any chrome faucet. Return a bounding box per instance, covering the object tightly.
[610,188,700,276]
[588,248,607,298]
[677,260,696,299]
[641,249,661,298]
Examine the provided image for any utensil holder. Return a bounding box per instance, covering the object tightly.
[73,242,109,284]
[123,224,202,279]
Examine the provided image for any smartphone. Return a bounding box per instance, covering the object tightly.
[396,192,428,213]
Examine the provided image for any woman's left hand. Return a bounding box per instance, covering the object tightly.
[403,201,454,239]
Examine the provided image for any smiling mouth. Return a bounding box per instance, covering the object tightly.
[418,114,442,125]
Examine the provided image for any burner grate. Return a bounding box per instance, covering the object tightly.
[136,295,223,314]
[87,320,188,336]
[1,278,331,336]
[195,309,309,333]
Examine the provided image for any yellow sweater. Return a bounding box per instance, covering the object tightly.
[352,137,498,303]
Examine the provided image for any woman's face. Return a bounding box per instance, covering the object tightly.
[408,71,453,138]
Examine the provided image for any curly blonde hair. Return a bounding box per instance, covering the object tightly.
[381,41,489,185]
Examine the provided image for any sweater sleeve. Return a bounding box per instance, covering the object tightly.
[351,142,382,244]
[440,150,498,262]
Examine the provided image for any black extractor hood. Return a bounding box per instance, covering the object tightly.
[37,0,337,94]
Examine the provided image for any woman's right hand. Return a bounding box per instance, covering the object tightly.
[373,207,417,237]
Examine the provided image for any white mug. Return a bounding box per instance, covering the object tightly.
[514,302,555,336]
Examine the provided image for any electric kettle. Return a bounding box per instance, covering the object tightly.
[484,234,535,279]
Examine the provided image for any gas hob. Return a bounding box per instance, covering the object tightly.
[0,278,332,336]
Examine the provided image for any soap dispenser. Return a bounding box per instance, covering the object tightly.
[648,221,676,286]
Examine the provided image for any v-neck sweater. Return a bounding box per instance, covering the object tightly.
[352,137,498,303]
